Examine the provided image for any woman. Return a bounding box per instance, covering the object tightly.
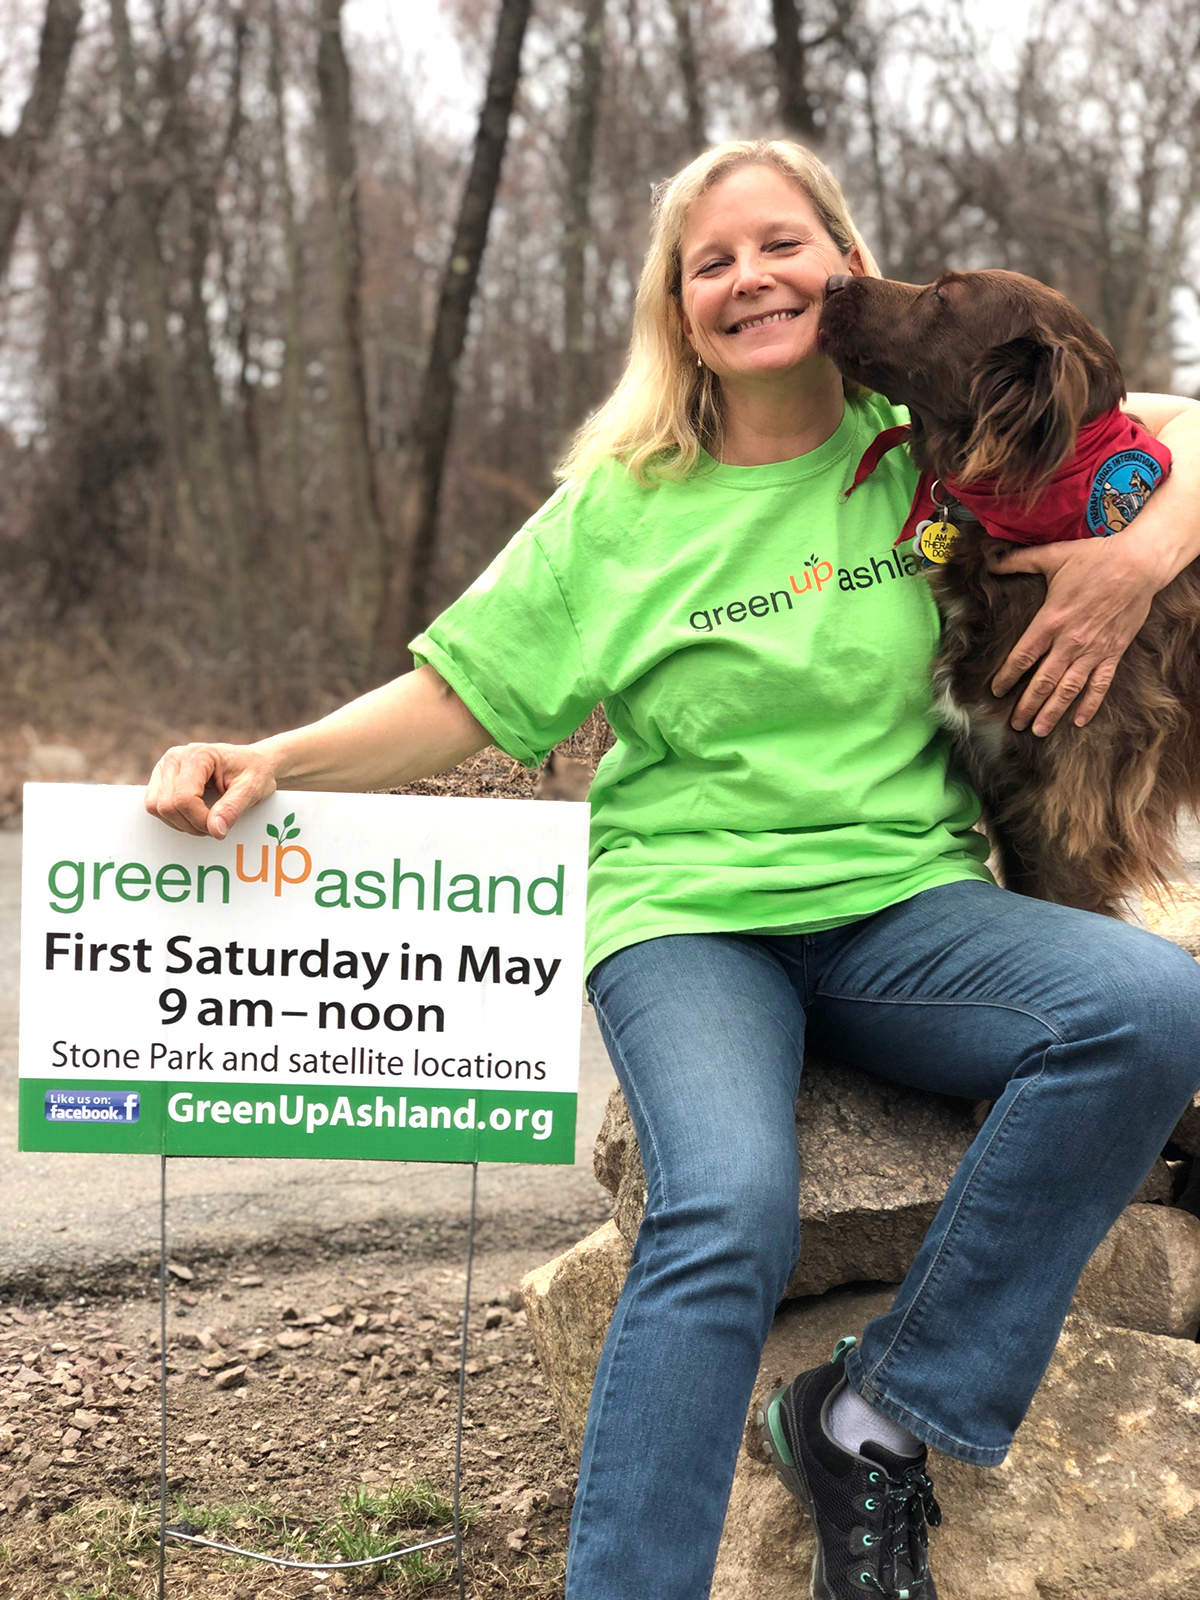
[147,142,1200,1600]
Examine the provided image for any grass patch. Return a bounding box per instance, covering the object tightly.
[494,1551,569,1595]
[12,1495,161,1600]
[167,1484,315,1561]
[310,1478,475,1587]
[2,1478,475,1599]
[163,1477,473,1590]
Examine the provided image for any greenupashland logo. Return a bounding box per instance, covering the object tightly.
[687,544,923,634]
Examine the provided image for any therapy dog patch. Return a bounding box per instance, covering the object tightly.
[1086,450,1165,537]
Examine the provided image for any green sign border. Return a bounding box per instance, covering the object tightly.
[21,1080,576,1165]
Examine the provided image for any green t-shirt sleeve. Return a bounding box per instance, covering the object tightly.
[410,520,599,768]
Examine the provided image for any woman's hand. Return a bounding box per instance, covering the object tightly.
[988,393,1200,735]
[144,666,492,836]
[145,743,279,839]
[984,536,1162,734]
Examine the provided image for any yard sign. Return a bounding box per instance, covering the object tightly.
[19,785,588,1164]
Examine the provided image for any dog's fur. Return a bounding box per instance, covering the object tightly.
[819,268,1200,916]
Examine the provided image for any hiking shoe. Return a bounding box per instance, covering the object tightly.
[758,1337,941,1600]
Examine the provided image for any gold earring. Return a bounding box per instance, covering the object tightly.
[697,353,703,369]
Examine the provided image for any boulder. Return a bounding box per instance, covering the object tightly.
[594,1061,979,1298]
[1142,880,1200,958]
[726,1301,1200,1600]
[521,1220,631,1456]
[594,1067,1172,1298]
[1073,1202,1200,1339]
[525,1226,1200,1600]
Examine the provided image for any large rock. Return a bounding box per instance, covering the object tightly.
[594,1066,1172,1299]
[526,1225,1200,1600]
[521,1221,631,1456]
[1142,880,1200,958]
[1073,1202,1200,1338]
[725,1301,1200,1600]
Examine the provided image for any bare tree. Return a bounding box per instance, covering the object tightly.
[268,0,307,573]
[162,3,253,643]
[108,0,199,558]
[0,0,82,282]
[667,0,706,151]
[396,0,534,661]
[562,0,607,431]
[315,0,388,661]
[770,0,856,141]
[8,0,1200,742]
[895,0,1200,385]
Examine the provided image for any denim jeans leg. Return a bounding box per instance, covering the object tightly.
[801,879,1200,1465]
[568,934,806,1600]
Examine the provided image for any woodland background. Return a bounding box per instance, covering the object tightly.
[1,0,1198,740]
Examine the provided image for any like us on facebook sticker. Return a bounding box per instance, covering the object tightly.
[44,1089,141,1124]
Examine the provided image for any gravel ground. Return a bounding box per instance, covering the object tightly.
[0,1207,613,1600]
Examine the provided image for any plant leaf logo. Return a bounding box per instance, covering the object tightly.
[266,812,301,843]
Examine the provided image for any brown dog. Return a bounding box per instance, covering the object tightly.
[818,268,1200,916]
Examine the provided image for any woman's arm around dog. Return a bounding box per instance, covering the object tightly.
[989,395,1200,735]
[145,665,492,838]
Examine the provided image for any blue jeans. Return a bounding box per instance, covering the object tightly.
[567,880,1200,1600]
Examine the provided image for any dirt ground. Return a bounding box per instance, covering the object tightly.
[0,1198,618,1600]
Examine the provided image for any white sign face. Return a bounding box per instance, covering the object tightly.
[20,786,589,1164]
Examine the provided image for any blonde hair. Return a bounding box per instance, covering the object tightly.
[558,140,880,485]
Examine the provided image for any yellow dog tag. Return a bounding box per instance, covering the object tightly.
[917,519,960,565]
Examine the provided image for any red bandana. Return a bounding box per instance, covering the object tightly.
[845,407,1171,547]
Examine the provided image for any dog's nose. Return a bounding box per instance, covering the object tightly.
[825,274,852,295]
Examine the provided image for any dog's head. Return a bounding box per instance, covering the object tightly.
[819,269,1125,493]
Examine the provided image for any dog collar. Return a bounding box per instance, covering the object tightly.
[847,407,1171,548]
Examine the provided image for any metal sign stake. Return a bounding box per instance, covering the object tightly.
[154,1159,480,1594]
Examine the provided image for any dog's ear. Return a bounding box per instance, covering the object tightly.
[958,332,1092,495]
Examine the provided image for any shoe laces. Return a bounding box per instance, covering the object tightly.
[859,1464,941,1599]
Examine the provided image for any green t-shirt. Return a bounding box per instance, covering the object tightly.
[412,393,991,975]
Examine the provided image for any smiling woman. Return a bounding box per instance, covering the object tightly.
[558,140,880,484]
[144,135,1200,1600]
[676,168,865,419]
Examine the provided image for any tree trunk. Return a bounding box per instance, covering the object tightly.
[0,0,83,282]
[170,5,252,643]
[771,0,818,140]
[269,0,307,589]
[856,43,892,273]
[393,0,534,666]
[108,0,199,557]
[315,0,387,667]
[667,0,706,151]
[562,0,606,432]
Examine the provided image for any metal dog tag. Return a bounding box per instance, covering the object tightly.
[917,519,960,565]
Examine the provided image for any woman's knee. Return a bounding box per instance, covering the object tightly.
[639,1176,800,1296]
[1082,928,1200,1102]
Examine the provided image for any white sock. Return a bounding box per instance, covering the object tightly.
[827,1381,922,1458]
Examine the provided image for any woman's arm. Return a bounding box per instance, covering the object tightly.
[987,395,1200,735]
[145,665,492,838]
